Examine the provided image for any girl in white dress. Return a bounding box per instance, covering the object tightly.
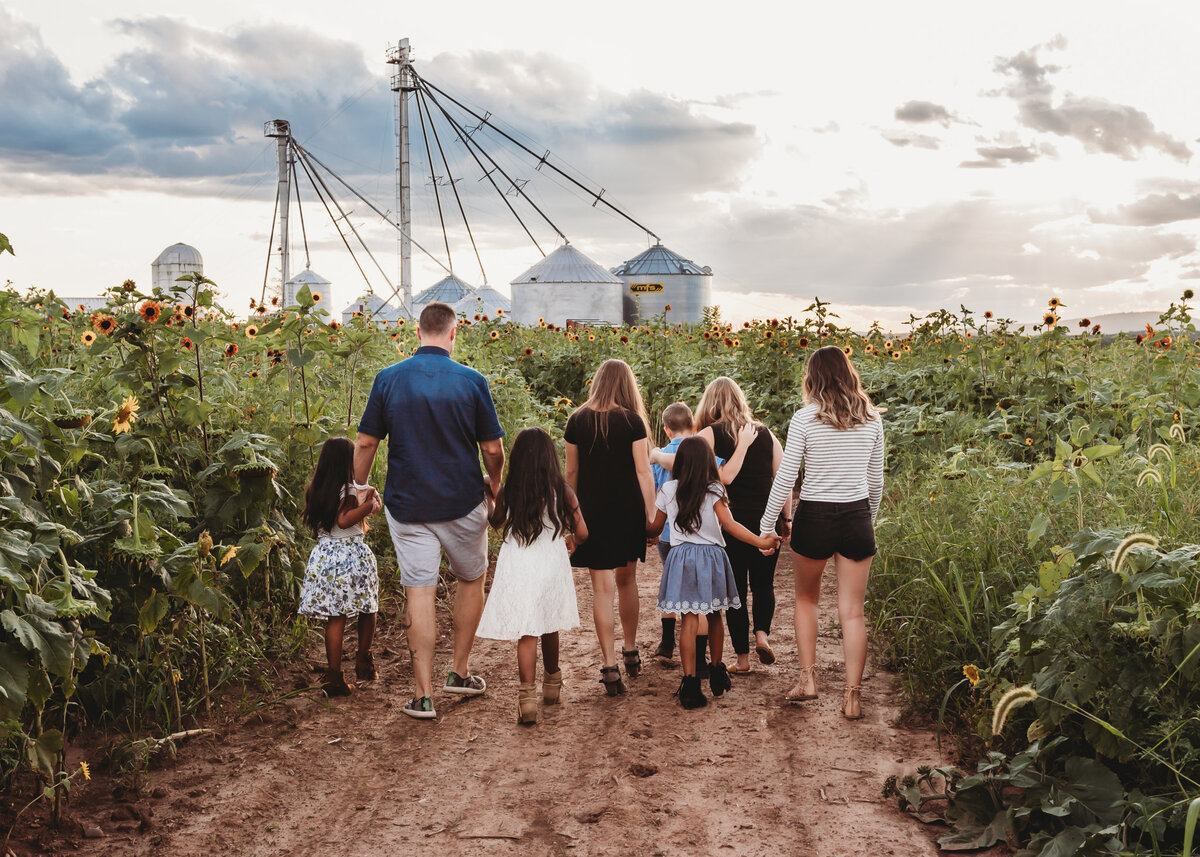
[477,428,588,724]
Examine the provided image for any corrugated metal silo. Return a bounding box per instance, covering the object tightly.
[412,274,475,310]
[453,285,511,318]
[510,244,624,326]
[152,243,204,292]
[611,242,712,324]
[284,269,332,310]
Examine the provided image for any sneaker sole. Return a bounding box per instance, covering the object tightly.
[443,684,486,697]
[401,707,437,720]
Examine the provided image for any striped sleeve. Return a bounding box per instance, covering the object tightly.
[867,420,885,523]
[760,409,806,533]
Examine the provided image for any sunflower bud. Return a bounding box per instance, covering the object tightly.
[198,531,213,558]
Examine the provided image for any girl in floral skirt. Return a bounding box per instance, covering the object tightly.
[299,437,382,696]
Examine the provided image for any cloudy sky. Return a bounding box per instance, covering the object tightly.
[2,1,1198,327]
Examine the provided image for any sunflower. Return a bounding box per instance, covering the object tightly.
[496,309,504,316]
[182,304,195,319]
[538,317,545,326]
[1042,313,1057,328]
[983,311,993,320]
[723,337,734,347]
[702,330,712,340]
[138,301,162,323]
[1186,289,1196,301]
[245,325,258,338]
[843,346,853,356]
[664,304,672,311]
[1025,437,1033,446]
[329,320,340,331]
[76,303,86,313]
[249,370,259,379]
[1079,318,1091,328]
[271,296,280,307]
[1091,324,1101,335]
[764,330,774,340]
[620,335,629,344]
[311,291,323,304]
[1160,336,1172,349]
[94,314,116,335]
[81,331,96,346]
[743,321,751,329]
[61,307,71,320]
[122,279,136,291]
[587,334,596,341]
[892,351,901,361]
[523,347,533,356]
[797,337,810,348]
[962,664,981,687]
[255,305,268,315]
[224,343,238,358]
[112,395,139,434]
[182,337,194,351]
[1136,334,1145,344]
[489,330,500,340]
[1048,297,1061,308]
[884,340,893,350]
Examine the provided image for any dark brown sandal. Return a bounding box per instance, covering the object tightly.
[599,666,626,697]
[355,652,377,682]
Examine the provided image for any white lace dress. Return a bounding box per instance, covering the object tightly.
[476,522,580,640]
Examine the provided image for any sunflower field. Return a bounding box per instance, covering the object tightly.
[1,268,1199,853]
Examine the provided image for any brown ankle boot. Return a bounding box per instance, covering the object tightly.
[517,682,539,724]
[543,670,563,705]
[322,669,355,697]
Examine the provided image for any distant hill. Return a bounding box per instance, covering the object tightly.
[1060,310,1163,334]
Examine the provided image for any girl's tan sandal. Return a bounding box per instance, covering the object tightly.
[842,685,863,720]
[785,664,818,703]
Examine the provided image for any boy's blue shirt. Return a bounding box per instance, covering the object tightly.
[651,435,724,546]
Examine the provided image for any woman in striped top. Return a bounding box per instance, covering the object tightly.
[759,346,884,720]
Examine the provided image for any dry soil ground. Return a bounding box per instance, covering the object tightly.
[58,546,944,856]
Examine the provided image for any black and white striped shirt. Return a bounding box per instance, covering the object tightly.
[759,403,885,533]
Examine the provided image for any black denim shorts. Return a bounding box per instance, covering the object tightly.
[790,498,876,562]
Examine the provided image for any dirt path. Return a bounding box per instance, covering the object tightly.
[70,546,942,856]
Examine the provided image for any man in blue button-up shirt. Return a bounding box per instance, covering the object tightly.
[354,302,505,719]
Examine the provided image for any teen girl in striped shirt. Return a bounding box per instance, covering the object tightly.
[760,346,884,720]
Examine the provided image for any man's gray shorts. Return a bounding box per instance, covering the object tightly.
[385,501,489,588]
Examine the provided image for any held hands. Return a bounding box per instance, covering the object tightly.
[758,532,780,555]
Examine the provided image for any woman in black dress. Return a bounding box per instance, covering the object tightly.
[565,359,656,696]
[695,377,784,674]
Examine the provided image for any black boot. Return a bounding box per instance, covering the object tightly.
[655,618,676,660]
[677,675,707,710]
[709,662,731,698]
[695,634,710,679]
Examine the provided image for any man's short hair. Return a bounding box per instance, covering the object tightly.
[419,302,457,336]
[662,401,694,433]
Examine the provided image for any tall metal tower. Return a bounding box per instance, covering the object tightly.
[264,119,293,303]
[387,40,416,314]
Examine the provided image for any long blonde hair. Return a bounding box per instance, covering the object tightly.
[580,359,650,436]
[695,376,754,433]
[803,346,877,430]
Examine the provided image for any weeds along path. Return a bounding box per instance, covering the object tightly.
[75,547,940,857]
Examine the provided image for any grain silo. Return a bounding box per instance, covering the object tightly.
[340,293,408,324]
[453,286,511,319]
[611,242,712,324]
[284,269,332,310]
[412,273,476,311]
[510,244,624,327]
[152,243,203,291]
